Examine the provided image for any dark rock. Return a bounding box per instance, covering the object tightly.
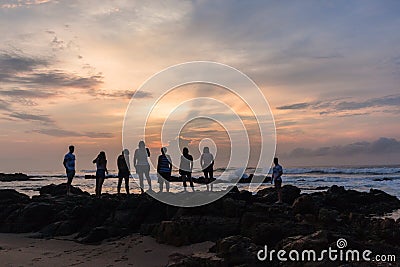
[155,216,240,246]
[11,202,56,232]
[0,189,30,204]
[81,226,109,244]
[215,235,261,266]
[39,183,90,196]
[0,173,29,182]
[292,195,317,215]
[280,230,330,252]
[318,208,340,225]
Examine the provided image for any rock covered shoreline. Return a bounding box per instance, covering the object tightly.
[0,184,399,266]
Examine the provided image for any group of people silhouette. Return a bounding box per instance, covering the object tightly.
[63,141,215,196]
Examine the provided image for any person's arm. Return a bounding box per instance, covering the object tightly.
[146,148,150,157]
[105,160,108,175]
[92,157,97,164]
[63,155,67,169]
[189,156,193,171]
[167,155,172,171]
[157,155,161,173]
[276,167,283,179]
[200,154,204,168]
[133,150,137,168]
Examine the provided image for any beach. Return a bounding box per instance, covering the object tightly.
[0,233,213,267]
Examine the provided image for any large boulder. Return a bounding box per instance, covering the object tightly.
[259,185,301,205]
[155,216,240,246]
[0,173,29,182]
[39,183,89,196]
[292,195,317,215]
[0,189,30,204]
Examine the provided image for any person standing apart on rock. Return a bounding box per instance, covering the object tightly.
[200,147,214,191]
[157,147,172,192]
[179,147,194,192]
[271,157,283,204]
[134,141,152,193]
[93,151,108,197]
[117,149,130,195]
[63,145,76,196]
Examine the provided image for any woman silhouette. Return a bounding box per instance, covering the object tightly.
[133,141,152,193]
[93,151,108,197]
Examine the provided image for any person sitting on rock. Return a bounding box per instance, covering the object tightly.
[271,157,283,204]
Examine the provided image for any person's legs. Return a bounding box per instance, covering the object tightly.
[158,174,164,192]
[66,170,74,195]
[95,175,99,196]
[98,175,105,196]
[209,169,214,191]
[204,171,209,191]
[117,176,123,194]
[182,173,187,190]
[124,176,130,194]
[275,180,282,203]
[138,171,145,193]
[144,168,152,191]
[188,173,194,191]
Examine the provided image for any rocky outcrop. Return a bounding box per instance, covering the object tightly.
[0,183,399,264]
[0,173,29,182]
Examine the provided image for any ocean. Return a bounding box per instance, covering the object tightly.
[1,165,400,199]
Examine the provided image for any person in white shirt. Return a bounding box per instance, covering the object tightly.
[134,141,152,193]
[200,147,214,191]
[271,157,283,204]
[63,145,76,196]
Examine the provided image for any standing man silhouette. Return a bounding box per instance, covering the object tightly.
[271,157,283,204]
[117,149,130,194]
[63,145,76,196]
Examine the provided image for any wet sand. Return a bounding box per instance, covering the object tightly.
[0,233,213,267]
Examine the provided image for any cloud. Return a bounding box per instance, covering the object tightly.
[288,137,400,158]
[277,102,310,110]
[6,71,103,89]
[33,128,114,138]
[9,112,54,123]
[0,52,47,78]
[0,88,56,98]
[94,90,152,99]
[277,95,400,115]
[0,99,11,111]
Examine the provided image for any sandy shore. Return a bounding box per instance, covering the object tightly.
[0,233,213,267]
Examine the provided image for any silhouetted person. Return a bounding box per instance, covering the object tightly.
[93,151,108,197]
[134,141,152,193]
[63,145,75,196]
[179,147,194,192]
[200,147,214,191]
[117,149,130,194]
[157,147,172,192]
[271,157,283,204]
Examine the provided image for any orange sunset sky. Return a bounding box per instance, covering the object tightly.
[0,0,399,172]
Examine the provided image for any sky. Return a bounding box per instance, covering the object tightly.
[0,0,399,172]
